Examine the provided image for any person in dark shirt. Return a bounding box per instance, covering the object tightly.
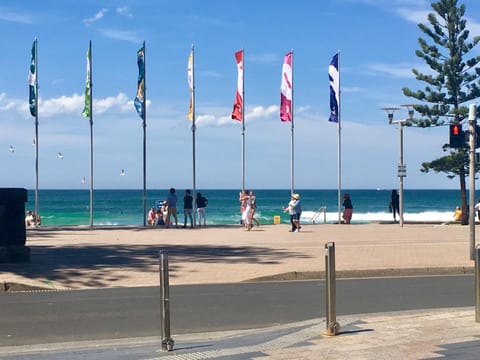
[389,189,400,222]
[342,193,353,224]
[183,189,193,228]
[196,192,208,226]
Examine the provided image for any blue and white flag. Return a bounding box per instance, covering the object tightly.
[29,40,37,117]
[329,53,339,123]
[134,45,145,120]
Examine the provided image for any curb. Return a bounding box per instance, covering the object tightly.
[245,266,475,282]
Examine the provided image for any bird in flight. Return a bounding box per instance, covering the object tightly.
[9,145,14,153]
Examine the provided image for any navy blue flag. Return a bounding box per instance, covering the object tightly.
[134,46,145,120]
[329,53,339,123]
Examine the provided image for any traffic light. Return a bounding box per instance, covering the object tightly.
[449,124,465,148]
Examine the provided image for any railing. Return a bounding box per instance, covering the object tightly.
[310,206,327,224]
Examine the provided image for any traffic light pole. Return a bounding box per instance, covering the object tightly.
[469,104,476,261]
[399,121,405,227]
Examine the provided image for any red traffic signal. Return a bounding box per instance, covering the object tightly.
[449,124,464,148]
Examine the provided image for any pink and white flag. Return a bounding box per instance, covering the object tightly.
[231,50,244,121]
[280,51,292,122]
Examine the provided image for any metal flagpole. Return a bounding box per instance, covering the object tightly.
[242,48,246,192]
[191,45,197,227]
[34,39,39,226]
[290,50,294,195]
[337,51,342,224]
[88,40,94,228]
[142,41,147,227]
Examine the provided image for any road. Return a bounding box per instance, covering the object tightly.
[0,275,474,347]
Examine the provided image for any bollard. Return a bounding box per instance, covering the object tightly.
[324,242,340,336]
[159,250,175,351]
[476,246,480,323]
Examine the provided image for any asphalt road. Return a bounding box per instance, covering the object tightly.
[0,275,474,347]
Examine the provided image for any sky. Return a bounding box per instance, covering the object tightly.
[1,0,480,190]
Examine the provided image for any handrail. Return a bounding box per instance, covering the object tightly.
[310,206,327,224]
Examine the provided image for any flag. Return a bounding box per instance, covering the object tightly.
[280,51,292,122]
[231,50,244,121]
[329,53,339,123]
[82,43,91,118]
[134,45,145,120]
[28,40,37,117]
[187,50,194,120]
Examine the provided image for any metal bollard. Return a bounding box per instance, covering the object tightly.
[476,246,480,323]
[324,242,340,336]
[159,250,175,351]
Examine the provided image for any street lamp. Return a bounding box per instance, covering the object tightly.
[381,105,415,227]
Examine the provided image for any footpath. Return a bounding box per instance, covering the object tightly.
[1,223,480,359]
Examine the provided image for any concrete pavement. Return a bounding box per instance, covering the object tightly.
[1,223,480,359]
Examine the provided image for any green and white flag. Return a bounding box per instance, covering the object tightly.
[28,39,37,117]
[82,42,92,118]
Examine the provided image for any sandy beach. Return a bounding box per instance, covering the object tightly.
[0,222,475,290]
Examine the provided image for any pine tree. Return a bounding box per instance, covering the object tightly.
[403,0,480,224]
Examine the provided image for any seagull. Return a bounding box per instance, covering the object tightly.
[57,152,64,159]
[81,177,86,184]
[120,169,125,176]
[9,145,14,153]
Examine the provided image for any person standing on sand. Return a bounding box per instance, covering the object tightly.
[196,192,208,226]
[165,188,178,228]
[389,189,400,222]
[183,189,194,228]
[342,193,353,224]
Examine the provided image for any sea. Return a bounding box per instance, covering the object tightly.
[24,189,477,227]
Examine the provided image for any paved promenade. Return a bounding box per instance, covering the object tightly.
[1,223,480,359]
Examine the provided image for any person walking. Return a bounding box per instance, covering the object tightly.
[284,193,301,232]
[165,188,178,228]
[196,192,208,226]
[249,190,260,227]
[342,193,353,224]
[389,189,400,222]
[183,189,193,228]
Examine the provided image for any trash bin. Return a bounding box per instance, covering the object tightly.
[273,215,281,225]
[0,188,30,262]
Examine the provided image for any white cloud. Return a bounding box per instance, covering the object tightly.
[395,7,430,24]
[83,8,108,26]
[0,92,134,118]
[98,28,141,43]
[248,53,279,65]
[365,62,419,78]
[0,9,32,24]
[116,6,132,17]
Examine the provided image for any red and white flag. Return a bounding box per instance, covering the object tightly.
[231,50,244,121]
[280,51,292,122]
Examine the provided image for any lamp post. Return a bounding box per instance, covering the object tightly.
[381,105,414,227]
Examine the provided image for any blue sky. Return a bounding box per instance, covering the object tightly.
[1,0,480,190]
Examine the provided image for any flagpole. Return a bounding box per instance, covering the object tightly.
[337,51,342,224]
[241,48,246,192]
[191,44,197,227]
[33,38,39,226]
[290,49,294,195]
[142,40,147,227]
[87,40,94,228]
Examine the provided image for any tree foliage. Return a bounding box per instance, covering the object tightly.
[402,0,480,223]
[403,0,480,127]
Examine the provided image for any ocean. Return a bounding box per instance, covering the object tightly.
[24,189,477,227]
